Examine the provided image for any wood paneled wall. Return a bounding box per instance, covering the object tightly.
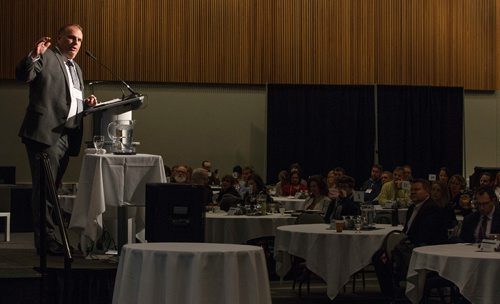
[1,0,499,89]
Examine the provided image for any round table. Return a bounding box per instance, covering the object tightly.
[274,223,402,300]
[205,212,297,244]
[113,243,272,304]
[272,196,307,211]
[406,243,500,304]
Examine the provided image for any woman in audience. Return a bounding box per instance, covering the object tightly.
[217,175,240,203]
[326,170,340,199]
[282,171,307,197]
[244,174,274,205]
[448,174,472,216]
[438,167,450,184]
[274,170,289,196]
[431,181,457,229]
[303,175,331,213]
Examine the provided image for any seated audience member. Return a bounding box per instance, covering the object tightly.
[201,160,220,186]
[431,181,457,230]
[495,172,500,201]
[289,162,308,186]
[274,170,289,197]
[448,174,471,215]
[403,164,413,181]
[404,179,447,246]
[303,175,331,213]
[238,166,254,198]
[216,175,240,203]
[479,172,494,188]
[232,165,242,181]
[243,174,274,206]
[361,164,383,203]
[191,168,213,205]
[438,167,450,184]
[171,164,189,184]
[460,186,500,243]
[326,170,339,199]
[381,171,393,184]
[282,171,307,197]
[376,167,409,207]
[324,175,361,222]
[218,175,242,211]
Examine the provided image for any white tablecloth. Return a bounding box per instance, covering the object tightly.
[69,154,166,243]
[113,243,272,304]
[272,196,307,211]
[275,223,401,299]
[406,243,500,304]
[205,212,296,244]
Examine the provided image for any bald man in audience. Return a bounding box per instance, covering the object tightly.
[404,179,447,246]
[460,186,500,243]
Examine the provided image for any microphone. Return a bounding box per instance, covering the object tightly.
[85,50,140,98]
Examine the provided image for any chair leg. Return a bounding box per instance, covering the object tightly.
[5,213,10,242]
[362,269,366,290]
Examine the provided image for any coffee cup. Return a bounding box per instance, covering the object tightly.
[279,207,286,215]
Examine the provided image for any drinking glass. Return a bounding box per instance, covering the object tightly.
[93,135,105,154]
[354,217,362,233]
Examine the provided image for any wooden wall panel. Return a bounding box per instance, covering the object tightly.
[0,0,498,89]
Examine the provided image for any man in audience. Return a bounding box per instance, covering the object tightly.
[376,166,410,207]
[201,160,220,186]
[460,186,500,243]
[403,164,413,181]
[361,164,383,202]
[381,171,393,184]
[403,179,447,245]
[324,175,361,222]
[171,164,189,184]
[238,165,254,197]
[191,167,213,205]
[479,172,494,188]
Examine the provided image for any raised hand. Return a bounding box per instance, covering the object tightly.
[32,37,52,58]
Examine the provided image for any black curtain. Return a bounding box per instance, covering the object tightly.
[267,84,375,186]
[377,85,463,179]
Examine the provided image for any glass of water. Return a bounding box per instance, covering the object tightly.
[354,216,363,233]
[93,135,105,154]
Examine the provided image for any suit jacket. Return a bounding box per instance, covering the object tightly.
[403,198,447,246]
[460,205,500,243]
[16,47,84,156]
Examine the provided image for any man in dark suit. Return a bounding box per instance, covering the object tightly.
[16,24,97,255]
[460,186,500,243]
[403,179,447,246]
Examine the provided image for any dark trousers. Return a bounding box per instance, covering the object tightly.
[24,134,69,248]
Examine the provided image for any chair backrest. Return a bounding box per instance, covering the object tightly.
[294,212,324,224]
[385,230,407,259]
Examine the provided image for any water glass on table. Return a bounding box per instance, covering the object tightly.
[93,135,105,154]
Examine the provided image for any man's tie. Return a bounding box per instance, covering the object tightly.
[478,215,488,242]
[66,60,81,90]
